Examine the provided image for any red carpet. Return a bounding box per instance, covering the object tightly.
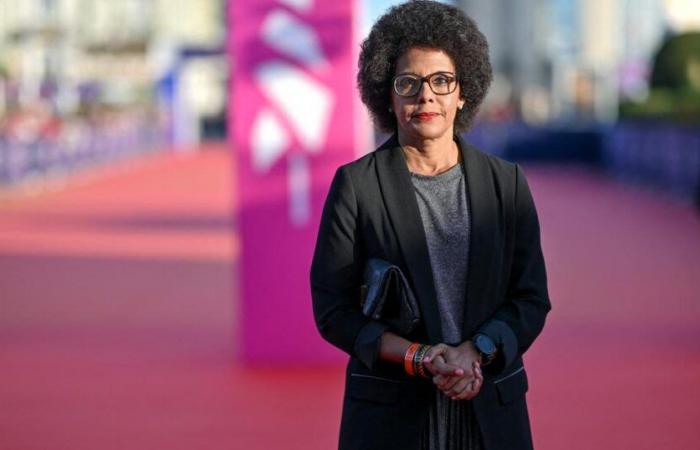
[1,150,698,449]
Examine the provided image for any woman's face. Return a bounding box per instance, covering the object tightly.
[391,47,465,143]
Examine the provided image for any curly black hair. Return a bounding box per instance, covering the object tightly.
[357,0,493,132]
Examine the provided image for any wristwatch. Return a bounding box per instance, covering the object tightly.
[472,333,497,366]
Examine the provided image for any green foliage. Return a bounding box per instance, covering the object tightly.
[621,32,700,123]
[650,32,700,91]
[620,88,700,123]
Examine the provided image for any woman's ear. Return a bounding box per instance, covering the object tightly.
[458,98,466,110]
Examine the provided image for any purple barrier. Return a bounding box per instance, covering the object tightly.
[603,123,700,201]
[0,121,166,186]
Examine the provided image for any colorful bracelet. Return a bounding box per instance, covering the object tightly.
[404,343,421,376]
[413,344,431,378]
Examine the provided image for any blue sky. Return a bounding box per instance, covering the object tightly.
[361,0,455,36]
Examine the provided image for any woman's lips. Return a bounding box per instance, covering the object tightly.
[412,112,440,121]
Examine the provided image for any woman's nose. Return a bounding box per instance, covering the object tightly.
[416,80,434,102]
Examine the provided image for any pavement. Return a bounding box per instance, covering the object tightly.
[1,147,699,449]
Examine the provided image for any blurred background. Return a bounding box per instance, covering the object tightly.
[1,0,698,449]
[2,0,699,199]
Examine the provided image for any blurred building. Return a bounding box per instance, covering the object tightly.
[0,0,226,146]
[459,0,699,125]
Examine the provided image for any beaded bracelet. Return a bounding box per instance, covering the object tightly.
[413,344,431,378]
[403,343,421,376]
[404,343,432,378]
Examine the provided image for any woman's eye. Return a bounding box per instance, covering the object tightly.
[399,78,417,89]
[433,76,449,85]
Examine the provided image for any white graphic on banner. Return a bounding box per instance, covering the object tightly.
[250,3,334,227]
[288,153,311,225]
[250,108,290,172]
[278,0,313,12]
[255,62,332,153]
[261,10,329,71]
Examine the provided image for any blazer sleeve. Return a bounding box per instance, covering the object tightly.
[310,166,389,370]
[477,164,551,372]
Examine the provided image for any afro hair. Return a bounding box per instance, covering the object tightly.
[357,0,493,132]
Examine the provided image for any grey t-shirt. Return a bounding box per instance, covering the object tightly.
[410,162,470,344]
[412,162,479,450]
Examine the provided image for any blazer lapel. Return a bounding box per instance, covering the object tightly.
[459,135,499,335]
[374,136,443,343]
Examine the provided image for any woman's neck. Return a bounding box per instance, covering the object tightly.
[398,132,460,176]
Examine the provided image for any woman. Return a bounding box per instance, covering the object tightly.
[310,1,551,449]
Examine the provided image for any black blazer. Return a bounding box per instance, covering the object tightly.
[310,134,551,450]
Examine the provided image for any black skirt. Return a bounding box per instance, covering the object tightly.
[419,390,484,450]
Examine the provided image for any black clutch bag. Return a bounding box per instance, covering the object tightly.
[361,258,421,335]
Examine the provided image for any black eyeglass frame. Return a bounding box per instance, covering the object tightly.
[392,71,459,97]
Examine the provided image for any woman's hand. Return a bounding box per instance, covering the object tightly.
[422,341,484,400]
[422,352,465,378]
[377,333,482,400]
[443,361,483,400]
[423,341,481,376]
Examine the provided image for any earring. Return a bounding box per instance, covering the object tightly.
[388,106,393,112]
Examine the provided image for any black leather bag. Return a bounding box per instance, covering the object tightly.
[361,258,421,335]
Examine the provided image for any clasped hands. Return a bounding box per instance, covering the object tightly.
[422,341,483,401]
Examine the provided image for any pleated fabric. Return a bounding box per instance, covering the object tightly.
[419,390,483,450]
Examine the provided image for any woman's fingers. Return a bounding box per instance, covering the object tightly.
[452,363,484,400]
[435,365,479,393]
[422,344,447,364]
[444,377,471,398]
[436,372,464,391]
[473,361,483,382]
[472,372,483,393]
[424,353,464,377]
[451,379,476,400]
[431,349,486,401]
[453,382,476,400]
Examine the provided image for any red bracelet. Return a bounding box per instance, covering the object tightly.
[404,343,420,376]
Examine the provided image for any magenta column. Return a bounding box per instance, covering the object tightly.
[229,0,366,364]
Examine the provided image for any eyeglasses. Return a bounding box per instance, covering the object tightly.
[392,72,458,97]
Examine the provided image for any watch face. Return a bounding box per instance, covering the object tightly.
[476,335,495,355]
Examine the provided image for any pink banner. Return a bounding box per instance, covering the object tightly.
[229,0,364,363]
